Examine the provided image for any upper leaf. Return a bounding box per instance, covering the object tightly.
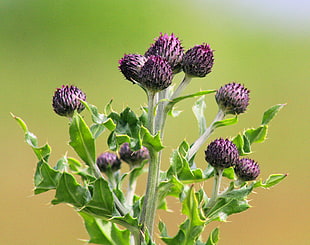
[262,104,285,125]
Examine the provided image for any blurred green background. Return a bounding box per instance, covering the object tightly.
[1,0,309,244]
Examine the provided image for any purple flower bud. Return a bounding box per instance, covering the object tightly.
[119,143,150,167]
[145,33,184,74]
[140,55,173,92]
[96,152,121,172]
[234,158,260,181]
[215,82,250,115]
[52,85,86,117]
[118,54,147,84]
[205,138,239,169]
[182,44,214,77]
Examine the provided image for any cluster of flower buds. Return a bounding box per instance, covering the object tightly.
[96,143,150,174]
[52,85,86,117]
[119,33,214,92]
[205,138,260,181]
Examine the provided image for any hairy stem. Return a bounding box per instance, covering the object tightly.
[207,168,223,207]
[187,109,225,160]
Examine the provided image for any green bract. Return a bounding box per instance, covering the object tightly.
[13,34,286,245]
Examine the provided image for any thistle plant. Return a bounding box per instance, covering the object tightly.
[13,33,287,245]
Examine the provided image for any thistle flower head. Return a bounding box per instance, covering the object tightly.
[145,33,184,74]
[234,158,260,181]
[182,43,214,77]
[52,85,86,117]
[216,82,250,115]
[205,138,239,169]
[118,54,147,84]
[119,143,150,167]
[96,152,121,173]
[140,55,173,92]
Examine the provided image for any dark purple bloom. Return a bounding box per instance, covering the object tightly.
[145,33,184,74]
[52,85,86,117]
[205,138,239,169]
[96,152,121,172]
[234,158,260,181]
[182,43,214,77]
[216,82,250,115]
[119,143,150,167]
[119,54,147,84]
[140,55,173,92]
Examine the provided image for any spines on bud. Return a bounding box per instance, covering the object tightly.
[119,143,150,168]
[118,54,147,84]
[182,43,214,77]
[215,82,250,115]
[145,33,184,74]
[52,85,86,117]
[96,152,121,173]
[205,138,239,169]
[140,55,173,92]
[234,158,260,181]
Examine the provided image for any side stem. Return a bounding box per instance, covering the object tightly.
[187,109,225,160]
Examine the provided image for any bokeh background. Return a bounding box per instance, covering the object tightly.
[1,0,309,244]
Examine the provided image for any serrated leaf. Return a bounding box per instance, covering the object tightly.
[262,104,285,125]
[140,126,164,152]
[182,186,205,226]
[205,227,219,245]
[81,178,114,218]
[158,176,184,204]
[69,113,96,167]
[192,96,207,136]
[67,157,96,182]
[254,174,287,188]
[34,161,61,194]
[13,114,51,161]
[213,116,238,129]
[52,172,91,207]
[244,125,268,144]
[79,212,130,245]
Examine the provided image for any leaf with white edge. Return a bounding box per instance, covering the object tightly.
[79,212,114,245]
[13,114,51,161]
[205,227,220,245]
[262,104,285,125]
[52,172,91,207]
[192,96,207,136]
[67,157,96,182]
[182,186,205,226]
[254,174,287,188]
[34,161,61,194]
[140,126,164,152]
[81,178,114,218]
[244,125,268,144]
[69,113,96,167]
[213,116,238,129]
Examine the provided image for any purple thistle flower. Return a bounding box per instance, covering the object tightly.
[119,54,147,84]
[140,55,173,92]
[215,82,250,115]
[52,85,86,117]
[96,152,121,172]
[145,33,184,74]
[234,158,260,181]
[119,143,150,167]
[205,138,239,169]
[182,43,214,77]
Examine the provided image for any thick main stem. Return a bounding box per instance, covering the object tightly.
[140,90,160,236]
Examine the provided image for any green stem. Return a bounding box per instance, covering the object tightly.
[147,90,156,134]
[187,109,225,161]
